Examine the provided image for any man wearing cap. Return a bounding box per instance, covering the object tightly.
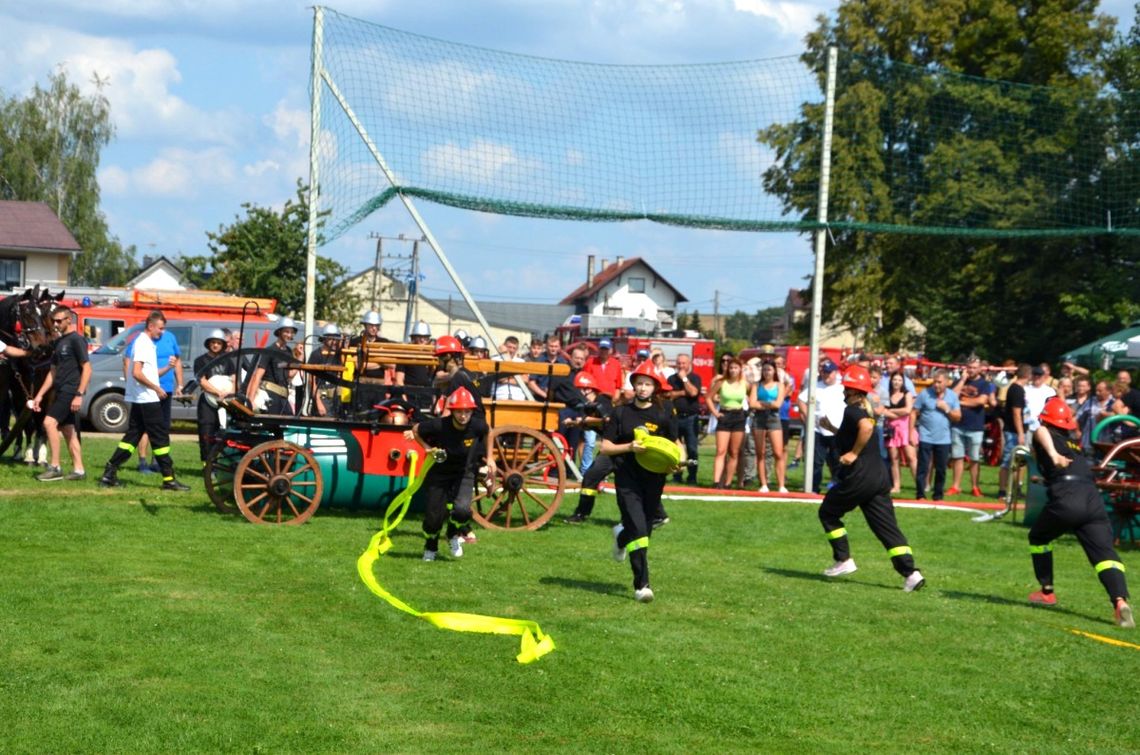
[797,360,846,493]
[912,369,962,500]
[620,348,651,401]
[248,318,300,415]
[1024,364,1057,432]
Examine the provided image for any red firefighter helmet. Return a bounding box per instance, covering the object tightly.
[573,371,599,391]
[434,335,465,356]
[841,365,874,394]
[1039,396,1076,430]
[629,359,668,392]
[446,387,478,410]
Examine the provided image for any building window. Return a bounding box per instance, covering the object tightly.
[628,276,645,293]
[0,259,23,289]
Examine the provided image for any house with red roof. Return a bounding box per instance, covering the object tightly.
[0,201,81,289]
[559,255,687,334]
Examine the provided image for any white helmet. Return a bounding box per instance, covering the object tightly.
[453,328,469,345]
[322,323,341,337]
[204,328,227,347]
[470,335,488,351]
[274,316,298,337]
[410,320,431,337]
[360,311,382,326]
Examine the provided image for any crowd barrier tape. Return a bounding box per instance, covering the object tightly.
[356,449,556,664]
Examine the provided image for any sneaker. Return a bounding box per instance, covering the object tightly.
[997,489,1007,500]
[564,513,588,524]
[137,461,156,475]
[161,479,191,492]
[634,586,655,603]
[1028,590,1057,606]
[823,559,857,577]
[422,550,437,562]
[903,570,926,592]
[612,524,626,562]
[789,460,800,469]
[1115,598,1134,628]
[36,465,63,482]
[66,471,87,481]
[778,486,789,493]
[651,516,670,530]
[759,485,770,493]
[448,536,464,558]
[946,486,961,496]
[971,487,984,497]
[460,531,477,544]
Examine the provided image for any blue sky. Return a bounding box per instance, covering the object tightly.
[1,0,1135,318]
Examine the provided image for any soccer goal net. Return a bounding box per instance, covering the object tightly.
[310,6,1138,242]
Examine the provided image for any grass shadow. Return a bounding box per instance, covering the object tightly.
[939,589,1103,624]
[760,565,903,591]
[539,575,627,597]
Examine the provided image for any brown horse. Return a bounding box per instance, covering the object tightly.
[0,286,65,461]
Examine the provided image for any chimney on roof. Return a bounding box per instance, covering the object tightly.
[600,258,608,270]
[586,254,595,288]
[616,255,624,267]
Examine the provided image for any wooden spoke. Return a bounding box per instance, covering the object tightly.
[234,441,324,526]
[471,425,564,531]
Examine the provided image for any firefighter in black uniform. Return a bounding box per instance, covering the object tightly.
[192,328,231,463]
[564,371,614,523]
[349,310,393,414]
[600,360,685,603]
[433,335,486,415]
[405,387,490,561]
[1027,396,1133,627]
[817,365,926,592]
[396,320,435,388]
[247,317,299,415]
[308,323,343,417]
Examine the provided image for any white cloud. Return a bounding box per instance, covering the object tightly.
[266,101,309,149]
[116,147,238,198]
[421,139,541,186]
[98,165,130,196]
[732,0,823,37]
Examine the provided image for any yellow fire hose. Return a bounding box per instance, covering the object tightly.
[356,450,556,664]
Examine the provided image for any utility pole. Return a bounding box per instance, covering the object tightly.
[403,237,423,340]
[713,290,720,340]
[366,232,416,327]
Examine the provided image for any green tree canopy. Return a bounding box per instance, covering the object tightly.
[759,0,1138,362]
[0,68,138,286]
[182,181,362,327]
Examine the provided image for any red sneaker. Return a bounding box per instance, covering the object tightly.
[946,486,961,496]
[1028,590,1057,606]
[971,486,984,497]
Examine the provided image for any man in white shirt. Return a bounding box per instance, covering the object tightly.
[1023,364,1058,432]
[98,311,191,491]
[798,360,845,493]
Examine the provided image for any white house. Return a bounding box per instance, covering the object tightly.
[559,255,687,335]
[0,201,80,288]
[125,256,188,291]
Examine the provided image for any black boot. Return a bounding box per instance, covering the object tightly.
[161,479,191,492]
[99,464,121,488]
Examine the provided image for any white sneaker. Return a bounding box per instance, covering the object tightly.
[422,550,437,562]
[612,524,626,562]
[903,570,926,592]
[759,485,770,493]
[778,486,789,493]
[448,536,464,558]
[634,586,655,603]
[823,559,857,577]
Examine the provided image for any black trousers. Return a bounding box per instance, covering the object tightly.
[1029,481,1129,603]
[197,398,222,462]
[421,470,475,549]
[916,441,950,499]
[811,433,839,493]
[673,414,699,484]
[614,465,665,590]
[107,402,175,480]
[573,453,614,517]
[818,473,916,577]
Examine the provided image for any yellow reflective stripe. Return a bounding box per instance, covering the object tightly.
[581,488,597,496]
[1029,544,1053,554]
[117,442,135,453]
[1095,560,1126,574]
[163,476,174,482]
[887,545,912,558]
[153,447,171,456]
[626,536,650,553]
[826,528,846,540]
[357,452,555,664]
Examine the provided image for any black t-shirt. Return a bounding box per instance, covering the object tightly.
[957,377,993,432]
[441,368,486,417]
[1002,382,1027,429]
[1033,425,1093,485]
[667,372,703,416]
[1118,388,1140,417]
[349,335,392,378]
[51,331,89,394]
[258,343,293,387]
[835,402,889,488]
[193,351,235,393]
[549,367,586,410]
[603,399,678,477]
[416,415,488,477]
[398,363,434,388]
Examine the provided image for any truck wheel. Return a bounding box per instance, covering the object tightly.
[89,392,129,434]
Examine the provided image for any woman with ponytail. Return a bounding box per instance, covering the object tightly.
[816,365,926,592]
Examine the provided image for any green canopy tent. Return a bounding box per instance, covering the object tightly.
[1061,322,1140,372]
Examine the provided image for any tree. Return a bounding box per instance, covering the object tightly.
[182,181,363,326]
[0,68,138,286]
[758,0,1129,361]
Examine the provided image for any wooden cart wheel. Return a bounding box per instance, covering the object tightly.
[203,441,246,514]
[471,425,565,531]
[234,440,324,525]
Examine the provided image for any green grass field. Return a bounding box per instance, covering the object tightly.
[2,436,1138,753]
